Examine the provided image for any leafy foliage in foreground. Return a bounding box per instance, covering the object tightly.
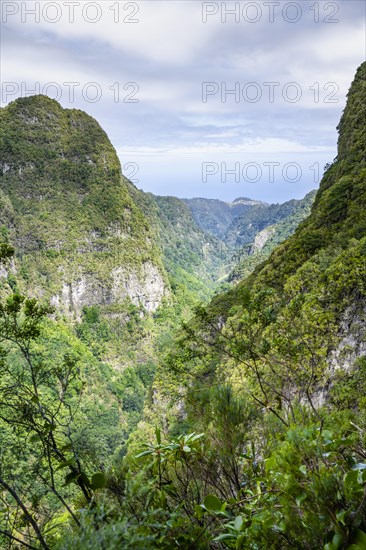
[56,416,366,549]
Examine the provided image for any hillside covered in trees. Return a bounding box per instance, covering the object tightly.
[0,62,365,549]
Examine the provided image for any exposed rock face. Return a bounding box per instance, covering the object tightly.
[111,262,165,312]
[249,227,275,254]
[329,303,366,372]
[49,262,165,316]
[310,303,366,409]
[0,258,15,280]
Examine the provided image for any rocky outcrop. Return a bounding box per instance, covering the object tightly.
[329,302,366,372]
[249,226,275,255]
[111,262,165,313]
[49,261,166,316]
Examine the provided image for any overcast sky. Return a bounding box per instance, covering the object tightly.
[1,0,365,202]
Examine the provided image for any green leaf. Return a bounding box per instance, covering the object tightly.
[334,533,344,549]
[91,472,107,490]
[188,433,204,442]
[336,510,346,526]
[204,494,222,512]
[194,504,204,520]
[234,515,243,531]
[56,461,74,471]
[324,532,343,550]
[344,469,364,495]
[321,430,333,444]
[299,465,307,475]
[296,493,307,507]
[355,530,366,543]
[136,449,154,459]
[183,445,191,453]
[349,529,366,549]
[64,471,79,486]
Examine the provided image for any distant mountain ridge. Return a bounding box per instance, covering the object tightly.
[182,196,264,239]
[223,193,316,247]
[0,94,318,325]
[182,191,315,250]
[228,190,316,282]
[0,95,315,323]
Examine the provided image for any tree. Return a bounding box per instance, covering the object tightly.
[0,245,105,549]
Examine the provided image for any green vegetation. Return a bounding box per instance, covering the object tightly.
[128,188,229,300]
[0,94,167,308]
[144,61,366,546]
[228,190,316,282]
[182,197,262,239]
[223,194,313,248]
[0,62,365,548]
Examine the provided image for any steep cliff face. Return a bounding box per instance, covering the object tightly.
[249,226,276,254]
[329,302,366,373]
[0,96,167,315]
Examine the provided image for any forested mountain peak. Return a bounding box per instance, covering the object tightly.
[337,61,366,165]
[0,94,133,212]
[0,95,168,315]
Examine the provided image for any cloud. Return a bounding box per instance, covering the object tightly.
[117,137,334,157]
[5,1,220,64]
[1,0,364,200]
